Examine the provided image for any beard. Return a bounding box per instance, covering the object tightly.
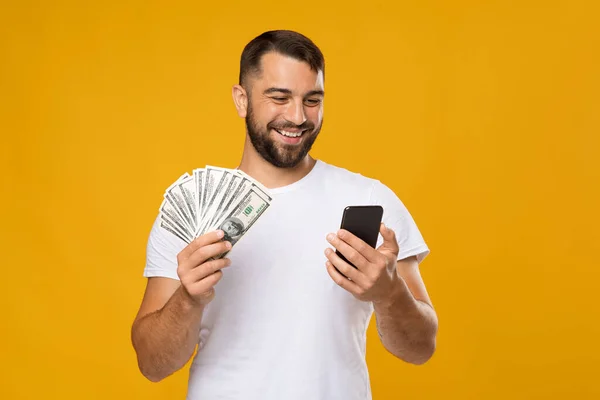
[245,103,322,168]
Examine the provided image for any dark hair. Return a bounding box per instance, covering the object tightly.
[238,30,325,88]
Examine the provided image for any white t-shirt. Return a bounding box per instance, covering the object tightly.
[143,159,430,400]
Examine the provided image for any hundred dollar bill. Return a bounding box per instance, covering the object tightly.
[176,175,197,232]
[198,168,235,235]
[199,173,243,235]
[158,166,274,245]
[193,168,205,227]
[207,169,271,229]
[210,184,272,259]
[164,173,195,233]
[207,176,252,232]
[233,168,271,195]
[210,176,272,233]
[198,166,229,234]
[160,215,192,244]
[160,174,190,220]
[159,197,194,240]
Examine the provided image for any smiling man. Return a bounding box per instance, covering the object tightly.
[131,30,438,400]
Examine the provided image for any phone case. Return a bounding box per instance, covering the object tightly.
[335,205,383,269]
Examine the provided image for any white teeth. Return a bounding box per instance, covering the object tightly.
[278,129,303,138]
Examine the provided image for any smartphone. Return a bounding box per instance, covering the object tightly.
[335,205,384,269]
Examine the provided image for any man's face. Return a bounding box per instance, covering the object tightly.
[244,52,324,168]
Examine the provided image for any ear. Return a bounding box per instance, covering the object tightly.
[232,84,248,118]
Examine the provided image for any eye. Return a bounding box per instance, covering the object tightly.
[272,97,287,102]
[305,98,322,106]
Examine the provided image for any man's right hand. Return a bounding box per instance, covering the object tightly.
[176,230,232,306]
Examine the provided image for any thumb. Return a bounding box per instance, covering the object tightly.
[377,223,399,255]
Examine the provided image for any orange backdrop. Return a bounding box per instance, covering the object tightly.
[1,1,599,399]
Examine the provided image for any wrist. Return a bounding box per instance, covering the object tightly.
[177,286,206,312]
[372,275,415,311]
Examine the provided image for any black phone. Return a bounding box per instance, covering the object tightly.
[335,205,384,269]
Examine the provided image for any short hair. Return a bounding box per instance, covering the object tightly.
[238,30,325,88]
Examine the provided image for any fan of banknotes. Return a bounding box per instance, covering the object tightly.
[159,165,273,258]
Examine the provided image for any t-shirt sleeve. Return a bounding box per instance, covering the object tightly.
[143,213,188,280]
[369,180,430,264]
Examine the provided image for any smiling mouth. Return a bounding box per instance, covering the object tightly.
[274,128,305,138]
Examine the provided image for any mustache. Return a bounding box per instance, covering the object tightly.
[267,121,315,131]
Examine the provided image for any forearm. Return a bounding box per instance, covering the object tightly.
[131,286,205,381]
[373,277,438,365]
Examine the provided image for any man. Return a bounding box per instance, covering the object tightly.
[131,30,438,400]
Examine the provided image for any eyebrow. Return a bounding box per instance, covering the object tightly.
[263,87,325,98]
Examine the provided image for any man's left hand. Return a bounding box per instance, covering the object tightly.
[324,223,401,303]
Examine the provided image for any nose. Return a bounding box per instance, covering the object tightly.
[284,99,307,126]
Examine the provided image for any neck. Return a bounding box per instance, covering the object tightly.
[237,135,317,190]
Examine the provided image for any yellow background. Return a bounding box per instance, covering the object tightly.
[2,0,599,399]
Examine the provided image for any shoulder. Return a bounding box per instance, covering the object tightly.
[317,160,380,192]
[317,160,416,219]
[144,212,187,280]
[318,160,404,204]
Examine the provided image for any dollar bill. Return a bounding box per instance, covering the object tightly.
[234,168,271,195]
[193,168,205,223]
[158,166,273,255]
[210,184,272,259]
[177,175,197,232]
[198,166,227,233]
[160,216,192,244]
[207,175,253,232]
[199,173,242,235]
[198,167,234,235]
[159,197,194,240]
[164,173,195,233]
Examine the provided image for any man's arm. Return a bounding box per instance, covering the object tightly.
[372,256,438,365]
[131,278,206,382]
[131,230,232,382]
[324,224,438,365]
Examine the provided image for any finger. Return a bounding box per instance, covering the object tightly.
[324,248,369,287]
[377,223,399,255]
[186,270,224,298]
[178,230,225,261]
[186,257,232,283]
[326,233,370,270]
[325,259,363,296]
[335,229,381,264]
[182,240,232,271]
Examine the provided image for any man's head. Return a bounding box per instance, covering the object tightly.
[232,30,325,168]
